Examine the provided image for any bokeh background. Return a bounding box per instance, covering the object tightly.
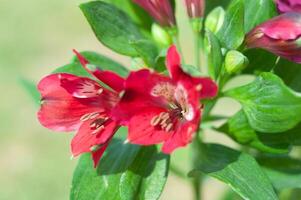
[0,0,251,199]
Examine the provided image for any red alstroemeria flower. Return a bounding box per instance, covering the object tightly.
[133,0,176,27]
[276,0,301,13]
[184,0,205,18]
[246,12,301,63]
[37,50,124,167]
[112,45,218,153]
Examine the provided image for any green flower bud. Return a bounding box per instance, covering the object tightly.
[225,50,249,74]
[191,18,203,33]
[205,7,225,34]
[151,23,172,47]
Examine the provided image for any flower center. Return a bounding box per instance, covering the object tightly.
[150,112,175,132]
[80,112,109,134]
[150,82,195,132]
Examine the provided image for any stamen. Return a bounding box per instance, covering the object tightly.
[165,123,173,132]
[160,112,169,120]
[80,113,92,122]
[92,125,104,134]
[196,84,203,91]
[89,112,100,119]
[160,117,170,125]
[97,88,103,95]
[150,115,161,126]
[90,122,97,128]
[161,123,168,128]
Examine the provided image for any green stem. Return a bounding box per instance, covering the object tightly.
[191,134,203,200]
[168,28,185,63]
[194,30,201,70]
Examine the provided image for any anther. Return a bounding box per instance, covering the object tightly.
[161,123,168,128]
[92,125,104,134]
[97,88,103,95]
[165,123,173,132]
[150,115,161,126]
[160,117,170,125]
[196,84,203,91]
[80,113,92,122]
[89,112,100,119]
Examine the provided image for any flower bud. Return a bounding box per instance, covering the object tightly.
[205,6,225,34]
[225,50,249,74]
[246,12,301,63]
[184,0,205,18]
[133,0,176,27]
[151,23,172,47]
[276,0,301,13]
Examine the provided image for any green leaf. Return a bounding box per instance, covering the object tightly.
[226,72,301,133]
[243,49,277,74]
[19,78,40,105]
[257,156,301,190]
[53,51,128,79]
[71,51,128,77]
[217,0,245,50]
[189,143,278,200]
[80,1,144,56]
[274,59,301,92]
[130,40,158,68]
[101,0,153,31]
[218,110,291,154]
[205,7,226,34]
[205,0,230,15]
[70,139,169,200]
[220,190,243,200]
[53,63,91,77]
[181,64,202,77]
[205,30,223,80]
[244,0,277,33]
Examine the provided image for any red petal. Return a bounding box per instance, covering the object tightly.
[166,45,184,80]
[162,119,199,153]
[91,142,110,167]
[71,118,118,156]
[60,75,103,98]
[128,107,171,145]
[125,69,173,95]
[37,74,101,131]
[262,13,301,40]
[191,77,218,99]
[59,74,119,111]
[73,50,125,92]
[111,92,156,125]
[112,69,174,124]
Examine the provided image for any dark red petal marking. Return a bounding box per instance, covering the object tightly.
[60,75,104,98]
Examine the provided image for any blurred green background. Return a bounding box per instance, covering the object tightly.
[0,0,256,199]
